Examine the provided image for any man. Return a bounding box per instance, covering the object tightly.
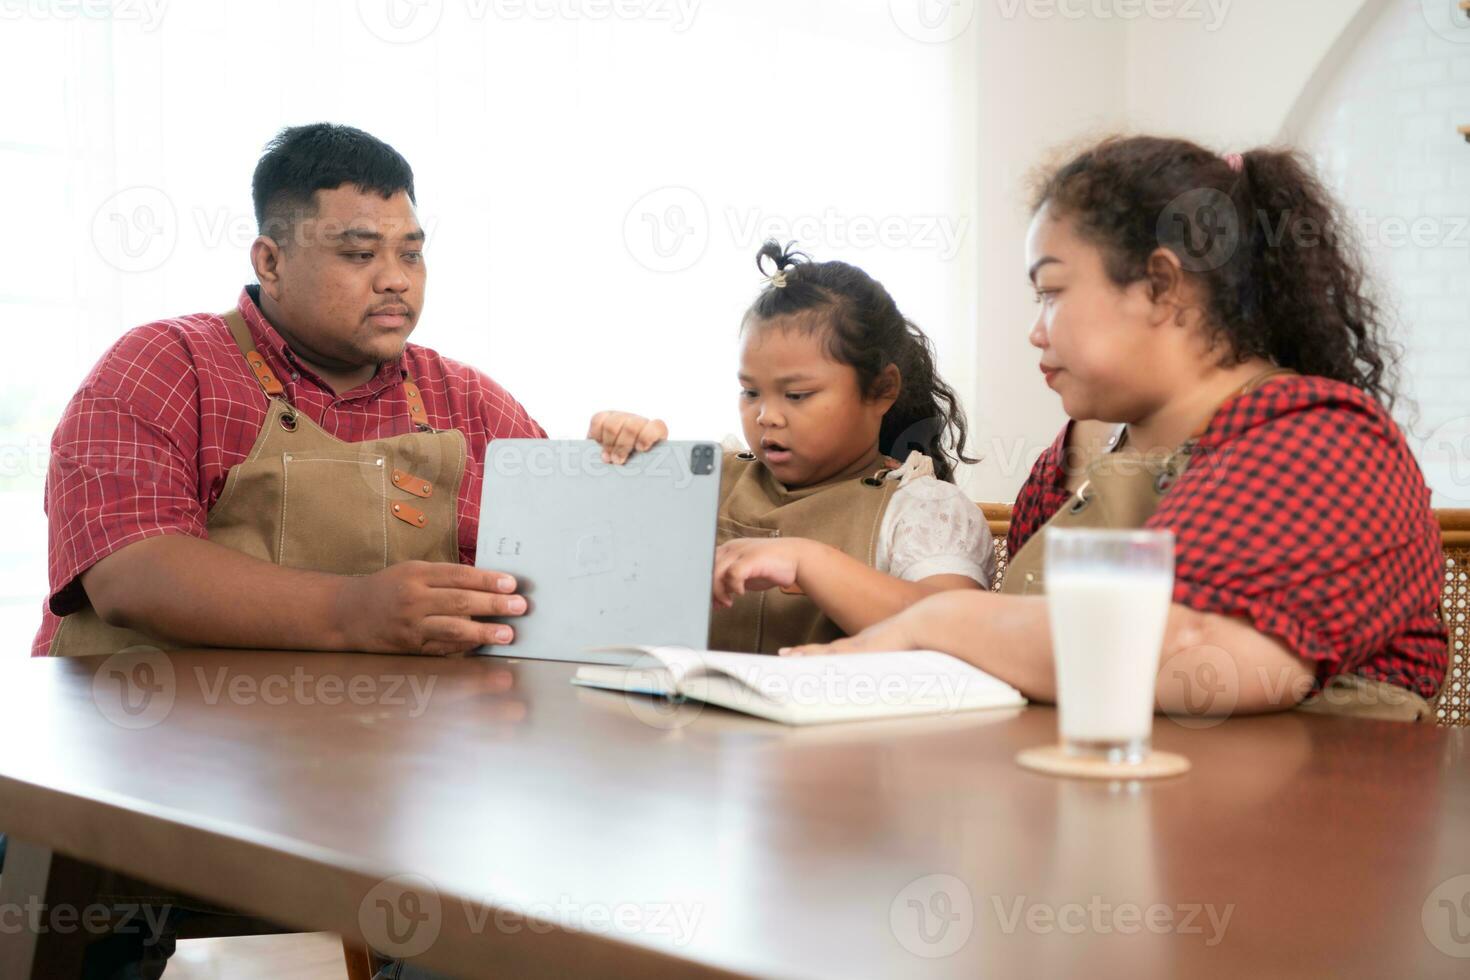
[30,123,542,977]
[37,123,537,658]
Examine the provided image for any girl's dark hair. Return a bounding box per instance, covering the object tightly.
[744,241,976,483]
[1030,135,1399,408]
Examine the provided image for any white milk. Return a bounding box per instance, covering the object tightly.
[1047,568,1173,745]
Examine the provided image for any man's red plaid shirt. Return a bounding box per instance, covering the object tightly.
[35,287,545,655]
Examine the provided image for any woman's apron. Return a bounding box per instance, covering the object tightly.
[999,370,1432,722]
[709,451,898,653]
[49,309,468,656]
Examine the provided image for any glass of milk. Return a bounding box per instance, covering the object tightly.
[1045,528,1175,765]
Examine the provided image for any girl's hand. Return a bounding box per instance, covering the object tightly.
[779,601,928,657]
[712,538,818,608]
[586,411,668,464]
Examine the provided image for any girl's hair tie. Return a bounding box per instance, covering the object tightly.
[766,269,790,289]
[1224,152,1245,174]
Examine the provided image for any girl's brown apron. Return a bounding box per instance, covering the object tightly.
[709,451,898,653]
[1000,369,1432,722]
[48,309,468,656]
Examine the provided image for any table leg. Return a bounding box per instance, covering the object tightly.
[0,837,105,978]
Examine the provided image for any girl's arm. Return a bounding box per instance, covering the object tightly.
[713,537,980,636]
[782,589,1316,717]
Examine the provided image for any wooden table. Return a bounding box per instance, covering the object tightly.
[0,649,1467,978]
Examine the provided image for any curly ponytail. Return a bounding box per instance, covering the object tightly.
[1031,136,1400,407]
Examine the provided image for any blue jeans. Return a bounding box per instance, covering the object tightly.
[372,960,454,979]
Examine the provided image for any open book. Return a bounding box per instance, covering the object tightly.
[571,647,1026,725]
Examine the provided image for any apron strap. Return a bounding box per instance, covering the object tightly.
[220,308,432,429]
[223,309,285,398]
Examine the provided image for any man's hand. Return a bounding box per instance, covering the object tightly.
[333,561,528,656]
[586,410,667,464]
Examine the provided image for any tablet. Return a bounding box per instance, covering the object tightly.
[474,439,721,664]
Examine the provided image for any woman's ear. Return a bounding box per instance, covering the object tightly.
[1143,247,1189,327]
[871,364,902,411]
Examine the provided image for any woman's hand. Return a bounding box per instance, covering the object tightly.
[586,410,668,464]
[712,538,820,608]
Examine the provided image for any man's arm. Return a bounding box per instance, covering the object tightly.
[82,535,526,655]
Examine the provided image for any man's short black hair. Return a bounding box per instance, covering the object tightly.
[251,123,416,242]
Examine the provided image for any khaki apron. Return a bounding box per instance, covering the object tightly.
[50,308,467,657]
[46,309,470,920]
[1000,370,1431,723]
[709,451,898,654]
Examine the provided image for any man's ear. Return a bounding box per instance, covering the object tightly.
[1143,247,1190,328]
[251,235,285,301]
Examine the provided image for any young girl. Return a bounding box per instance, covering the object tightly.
[590,241,994,653]
[785,137,1447,722]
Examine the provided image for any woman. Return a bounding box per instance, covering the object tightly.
[784,136,1447,721]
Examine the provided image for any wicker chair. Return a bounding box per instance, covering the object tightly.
[978,502,1470,728]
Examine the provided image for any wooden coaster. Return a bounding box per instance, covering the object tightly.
[1016,744,1190,780]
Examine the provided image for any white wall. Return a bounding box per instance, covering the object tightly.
[963,6,1127,502]
[1295,0,1470,507]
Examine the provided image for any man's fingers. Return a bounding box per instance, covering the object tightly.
[425,563,519,594]
[421,615,515,648]
[430,589,528,619]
